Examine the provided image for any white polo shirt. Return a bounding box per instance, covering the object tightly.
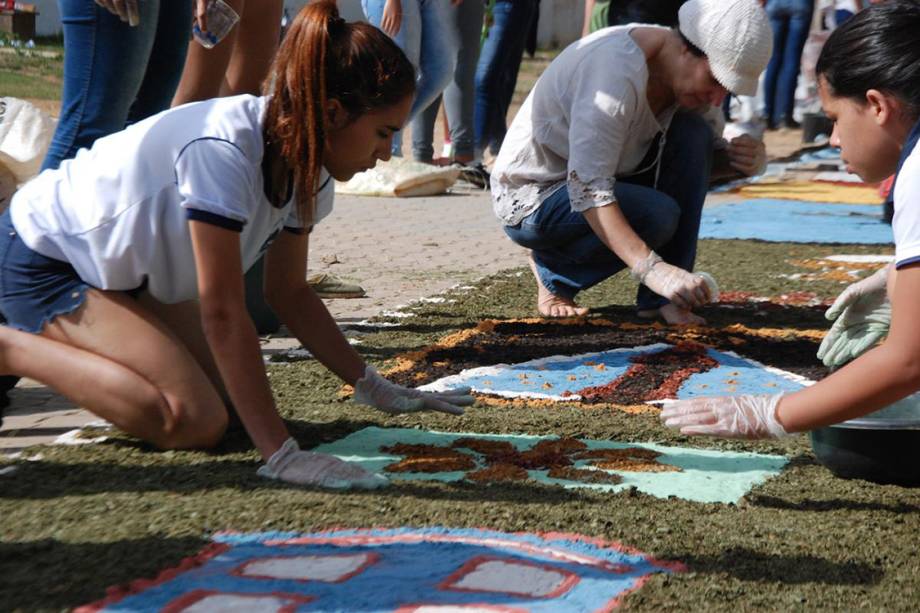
[10,95,333,304]
[892,125,920,269]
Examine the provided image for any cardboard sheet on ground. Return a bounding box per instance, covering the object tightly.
[734,180,881,204]
[420,343,809,402]
[313,427,789,504]
[700,199,892,243]
[335,157,460,197]
[80,527,682,612]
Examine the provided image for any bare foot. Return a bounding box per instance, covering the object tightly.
[637,303,706,325]
[529,255,589,318]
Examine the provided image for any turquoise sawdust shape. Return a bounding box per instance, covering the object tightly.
[313,427,789,504]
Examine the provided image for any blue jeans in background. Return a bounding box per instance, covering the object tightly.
[474,0,538,157]
[362,0,458,157]
[42,0,192,171]
[503,112,713,310]
[411,0,484,162]
[762,0,814,127]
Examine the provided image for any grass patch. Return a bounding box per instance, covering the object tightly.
[0,37,63,100]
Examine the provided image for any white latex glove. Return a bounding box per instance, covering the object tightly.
[353,366,473,415]
[817,266,890,369]
[630,251,713,310]
[660,393,788,439]
[95,0,141,26]
[257,437,388,489]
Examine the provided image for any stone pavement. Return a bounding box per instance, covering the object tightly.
[0,184,527,455]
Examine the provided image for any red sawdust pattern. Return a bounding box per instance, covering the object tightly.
[547,466,624,484]
[574,342,718,404]
[467,463,530,482]
[451,438,518,457]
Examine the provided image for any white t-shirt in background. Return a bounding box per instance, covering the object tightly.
[491,26,676,227]
[10,95,333,304]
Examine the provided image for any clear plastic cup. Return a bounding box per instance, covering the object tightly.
[192,0,241,49]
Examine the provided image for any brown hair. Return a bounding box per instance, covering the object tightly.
[263,0,416,224]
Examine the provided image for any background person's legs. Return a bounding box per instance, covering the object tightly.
[762,5,790,128]
[43,0,168,170]
[774,1,814,128]
[503,183,681,306]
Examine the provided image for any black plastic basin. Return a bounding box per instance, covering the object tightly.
[810,425,920,486]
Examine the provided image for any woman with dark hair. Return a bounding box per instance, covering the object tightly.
[493,0,772,323]
[663,0,920,439]
[0,2,470,488]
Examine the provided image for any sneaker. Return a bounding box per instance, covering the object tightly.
[452,162,490,190]
[307,273,366,299]
[782,116,802,130]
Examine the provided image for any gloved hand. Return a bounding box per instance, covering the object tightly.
[660,393,788,439]
[353,366,474,415]
[631,251,713,310]
[817,266,891,369]
[95,0,141,26]
[257,437,389,489]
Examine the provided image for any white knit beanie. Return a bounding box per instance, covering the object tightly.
[678,0,773,96]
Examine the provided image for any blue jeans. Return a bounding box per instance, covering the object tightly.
[412,0,484,161]
[362,0,458,156]
[42,0,192,171]
[503,112,713,310]
[474,0,538,156]
[763,0,814,125]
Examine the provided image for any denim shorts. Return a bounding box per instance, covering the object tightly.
[0,211,90,334]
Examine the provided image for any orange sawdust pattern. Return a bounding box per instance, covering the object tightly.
[381,443,476,473]
[367,317,826,407]
[576,447,682,473]
[467,463,529,482]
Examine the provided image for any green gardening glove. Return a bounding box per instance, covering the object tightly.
[817,267,891,369]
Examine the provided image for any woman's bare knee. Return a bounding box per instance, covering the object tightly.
[153,397,228,450]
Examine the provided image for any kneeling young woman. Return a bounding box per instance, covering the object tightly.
[0,2,471,488]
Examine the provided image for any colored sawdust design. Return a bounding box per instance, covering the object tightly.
[78,528,684,612]
[568,341,719,404]
[783,257,888,284]
[735,180,882,204]
[379,318,823,413]
[314,427,789,503]
[699,199,892,243]
[380,436,657,485]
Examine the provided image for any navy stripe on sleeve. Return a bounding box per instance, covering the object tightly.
[283,226,308,235]
[186,209,245,232]
[896,255,920,270]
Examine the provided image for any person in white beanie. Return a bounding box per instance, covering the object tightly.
[492,0,772,323]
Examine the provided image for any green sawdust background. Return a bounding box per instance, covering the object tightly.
[3,239,919,611]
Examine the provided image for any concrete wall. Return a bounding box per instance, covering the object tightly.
[32,0,584,49]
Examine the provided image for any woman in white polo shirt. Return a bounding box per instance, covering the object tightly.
[0,2,471,489]
[493,0,772,323]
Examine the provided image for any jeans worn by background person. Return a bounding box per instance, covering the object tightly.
[411,0,484,162]
[42,0,192,171]
[362,0,458,156]
[606,0,686,27]
[762,0,815,128]
[474,0,538,158]
[503,112,713,310]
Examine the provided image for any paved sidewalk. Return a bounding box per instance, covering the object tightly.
[0,186,526,455]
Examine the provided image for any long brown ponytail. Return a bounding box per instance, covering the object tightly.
[263,0,416,225]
